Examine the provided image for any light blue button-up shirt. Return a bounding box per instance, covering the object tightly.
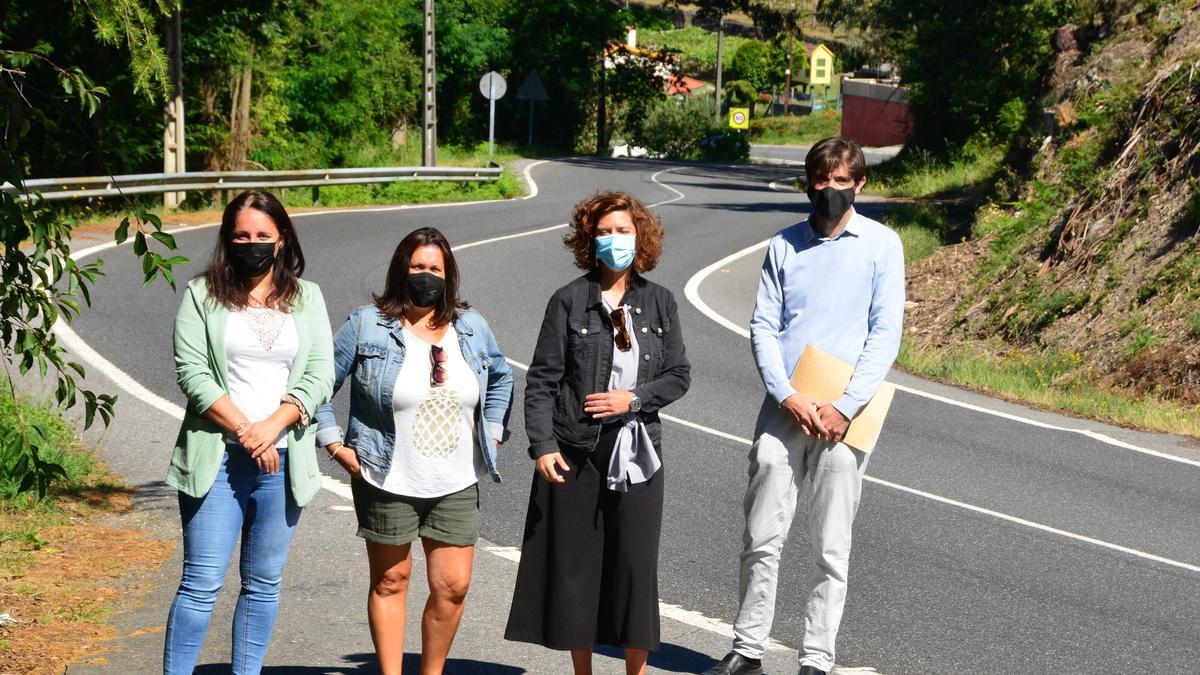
[750,210,905,419]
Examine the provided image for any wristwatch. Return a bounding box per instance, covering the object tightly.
[628,395,643,413]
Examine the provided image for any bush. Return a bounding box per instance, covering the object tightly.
[637,97,716,160]
[0,381,95,502]
[699,130,750,163]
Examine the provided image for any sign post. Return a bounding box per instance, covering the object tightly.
[516,70,549,147]
[729,107,750,130]
[479,71,507,160]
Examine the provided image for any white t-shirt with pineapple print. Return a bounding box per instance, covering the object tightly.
[361,326,483,498]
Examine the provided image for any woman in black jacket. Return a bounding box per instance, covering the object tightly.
[505,191,691,675]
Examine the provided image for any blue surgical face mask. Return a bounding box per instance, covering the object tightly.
[595,233,636,271]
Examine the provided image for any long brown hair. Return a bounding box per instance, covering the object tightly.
[202,190,306,311]
[373,227,468,327]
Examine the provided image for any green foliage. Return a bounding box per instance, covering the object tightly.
[0,379,90,502]
[254,1,422,169]
[870,139,1005,198]
[503,1,628,151]
[1,3,184,497]
[1123,327,1161,361]
[721,80,758,107]
[637,96,716,160]
[731,40,776,92]
[896,339,1200,436]
[885,202,951,264]
[749,111,841,145]
[285,168,522,209]
[640,26,755,74]
[422,0,512,145]
[606,46,680,153]
[1135,249,1200,306]
[1024,289,1091,332]
[72,0,172,96]
[1188,313,1200,340]
[975,181,1064,279]
[821,0,1080,147]
[699,129,750,162]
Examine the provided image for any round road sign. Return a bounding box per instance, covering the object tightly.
[479,71,507,100]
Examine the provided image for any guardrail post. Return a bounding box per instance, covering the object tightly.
[312,186,320,206]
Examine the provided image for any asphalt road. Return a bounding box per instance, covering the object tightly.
[61,157,1200,674]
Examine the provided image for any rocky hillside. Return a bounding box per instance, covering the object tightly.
[905,0,1200,405]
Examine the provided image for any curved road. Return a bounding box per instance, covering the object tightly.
[64,158,1200,674]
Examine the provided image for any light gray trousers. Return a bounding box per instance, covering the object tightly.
[731,398,870,672]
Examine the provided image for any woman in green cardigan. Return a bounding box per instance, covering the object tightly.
[163,190,333,675]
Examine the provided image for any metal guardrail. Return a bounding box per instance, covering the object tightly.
[0,165,503,202]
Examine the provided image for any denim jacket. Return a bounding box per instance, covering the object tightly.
[313,304,514,482]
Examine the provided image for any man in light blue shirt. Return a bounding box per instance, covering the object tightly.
[705,138,905,675]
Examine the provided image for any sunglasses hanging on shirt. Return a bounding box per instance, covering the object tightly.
[610,308,632,352]
[430,345,448,387]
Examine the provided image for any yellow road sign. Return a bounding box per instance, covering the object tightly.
[729,108,750,129]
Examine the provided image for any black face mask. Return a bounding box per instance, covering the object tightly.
[228,242,277,278]
[806,185,857,222]
[408,272,446,308]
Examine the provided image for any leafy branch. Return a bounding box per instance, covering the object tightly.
[1,3,180,498]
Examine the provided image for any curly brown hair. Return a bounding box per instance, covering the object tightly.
[563,191,664,272]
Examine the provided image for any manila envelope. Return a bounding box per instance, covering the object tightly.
[789,344,895,453]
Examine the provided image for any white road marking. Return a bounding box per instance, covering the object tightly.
[53,159,1196,673]
[505,361,1200,575]
[682,237,1200,469]
[767,177,800,192]
[449,164,686,253]
[649,167,687,205]
[52,160,801,657]
[682,240,769,339]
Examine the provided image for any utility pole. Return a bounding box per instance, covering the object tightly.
[162,9,185,209]
[784,2,795,116]
[714,17,724,123]
[422,0,437,167]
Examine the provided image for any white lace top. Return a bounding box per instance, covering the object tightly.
[224,307,299,448]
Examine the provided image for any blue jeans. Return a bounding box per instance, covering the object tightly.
[163,445,302,674]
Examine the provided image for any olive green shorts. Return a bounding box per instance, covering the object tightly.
[350,480,480,547]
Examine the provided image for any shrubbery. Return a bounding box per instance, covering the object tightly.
[635,97,716,160]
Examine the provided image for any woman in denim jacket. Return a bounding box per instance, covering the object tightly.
[313,227,512,675]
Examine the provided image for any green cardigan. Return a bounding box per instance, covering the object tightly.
[167,277,334,506]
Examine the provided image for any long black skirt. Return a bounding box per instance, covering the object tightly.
[504,423,664,651]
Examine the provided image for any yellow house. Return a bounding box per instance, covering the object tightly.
[808,43,835,85]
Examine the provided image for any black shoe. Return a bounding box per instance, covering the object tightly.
[702,652,763,675]
[798,666,827,675]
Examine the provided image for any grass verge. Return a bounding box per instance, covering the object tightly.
[896,339,1200,436]
[0,382,172,672]
[869,142,1005,198]
[882,136,1200,439]
[750,111,842,146]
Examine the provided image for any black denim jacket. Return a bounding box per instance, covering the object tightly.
[525,271,691,458]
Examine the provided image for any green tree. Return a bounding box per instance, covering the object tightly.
[820,0,1078,147]
[731,40,773,92]
[1,0,184,497]
[504,0,626,151]
[255,0,421,169]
